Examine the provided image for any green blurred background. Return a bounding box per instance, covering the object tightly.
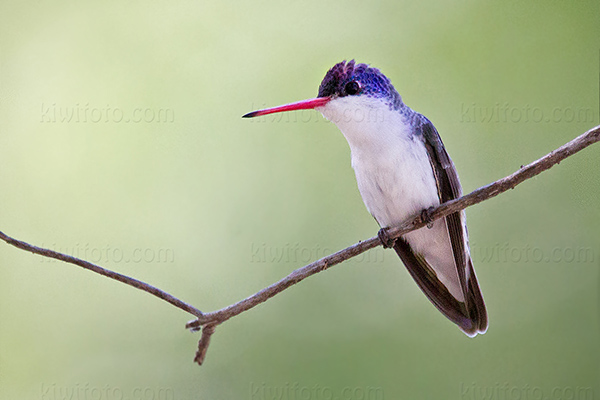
[1,1,599,399]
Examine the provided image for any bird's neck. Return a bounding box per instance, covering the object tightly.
[320,96,417,157]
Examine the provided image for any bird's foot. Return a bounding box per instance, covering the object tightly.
[378,227,396,249]
[420,207,435,229]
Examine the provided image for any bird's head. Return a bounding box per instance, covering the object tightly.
[243,60,403,122]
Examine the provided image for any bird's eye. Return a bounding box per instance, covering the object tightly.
[344,81,361,96]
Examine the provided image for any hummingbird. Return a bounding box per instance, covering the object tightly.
[243,60,487,337]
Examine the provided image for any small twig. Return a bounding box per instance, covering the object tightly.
[193,324,216,365]
[1,125,599,366]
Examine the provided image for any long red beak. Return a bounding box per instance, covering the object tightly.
[242,97,331,118]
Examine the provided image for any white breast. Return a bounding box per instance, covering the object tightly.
[318,96,464,301]
[318,96,440,226]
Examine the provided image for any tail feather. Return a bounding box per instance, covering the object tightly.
[393,238,487,336]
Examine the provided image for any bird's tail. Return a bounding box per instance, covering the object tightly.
[393,238,488,336]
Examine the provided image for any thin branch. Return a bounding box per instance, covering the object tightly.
[187,124,600,333]
[0,231,203,318]
[417,124,600,235]
[1,125,599,366]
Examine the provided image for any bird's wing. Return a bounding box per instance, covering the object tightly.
[393,116,487,336]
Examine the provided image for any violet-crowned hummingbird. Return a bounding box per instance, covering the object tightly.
[243,60,487,337]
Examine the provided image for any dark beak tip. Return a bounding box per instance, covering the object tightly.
[242,96,330,120]
[242,111,258,118]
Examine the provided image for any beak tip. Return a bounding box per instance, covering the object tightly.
[242,111,258,118]
[242,96,330,120]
